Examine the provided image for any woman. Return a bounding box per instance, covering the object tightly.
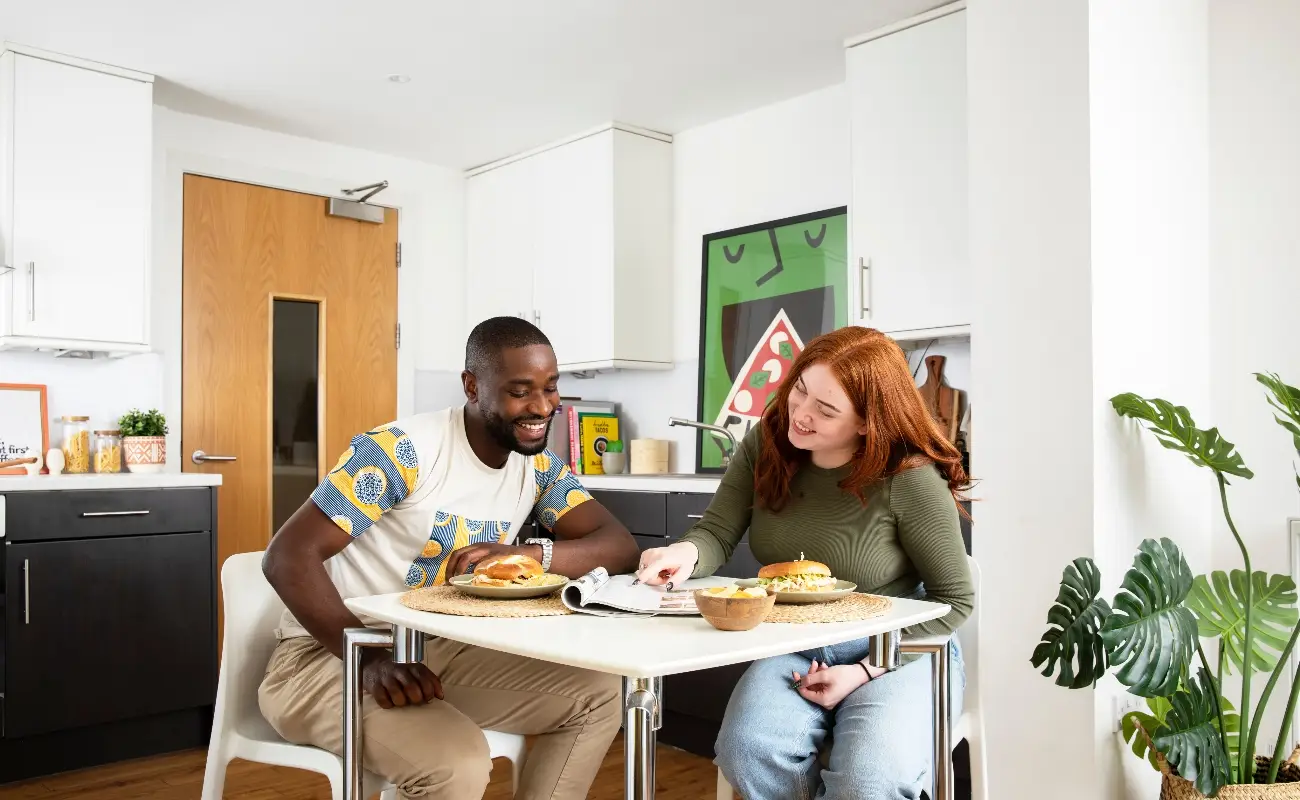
[636,326,973,800]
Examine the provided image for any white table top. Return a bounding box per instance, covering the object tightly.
[345,592,949,679]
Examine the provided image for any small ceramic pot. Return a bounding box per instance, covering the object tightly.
[601,451,627,475]
[124,436,166,473]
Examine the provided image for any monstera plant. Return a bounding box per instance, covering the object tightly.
[1031,373,1300,797]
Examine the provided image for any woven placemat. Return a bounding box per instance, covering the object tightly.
[399,586,573,618]
[764,593,893,624]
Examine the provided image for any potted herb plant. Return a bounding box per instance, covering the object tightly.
[601,439,627,475]
[1031,373,1300,797]
[118,408,168,474]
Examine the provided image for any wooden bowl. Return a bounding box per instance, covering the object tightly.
[693,588,777,631]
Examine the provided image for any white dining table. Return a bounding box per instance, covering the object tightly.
[342,592,951,800]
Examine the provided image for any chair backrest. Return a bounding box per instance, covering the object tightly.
[217,551,288,732]
[963,554,981,710]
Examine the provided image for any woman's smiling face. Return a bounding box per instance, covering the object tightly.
[786,362,867,454]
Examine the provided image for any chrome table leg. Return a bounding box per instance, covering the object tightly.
[901,640,952,800]
[342,627,397,800]
[623,676,662,799]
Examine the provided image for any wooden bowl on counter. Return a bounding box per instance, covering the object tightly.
[694,587,777,632]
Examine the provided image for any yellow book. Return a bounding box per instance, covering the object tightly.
[578,413,618,475]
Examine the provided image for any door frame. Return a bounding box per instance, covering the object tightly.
[158,149,415,471]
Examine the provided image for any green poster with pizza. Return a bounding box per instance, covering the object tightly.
[695,207,849,473]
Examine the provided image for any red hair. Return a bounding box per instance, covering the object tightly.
[753,326,970,512]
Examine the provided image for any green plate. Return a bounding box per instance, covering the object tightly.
[448,574,568,599]
[736,578,858,605]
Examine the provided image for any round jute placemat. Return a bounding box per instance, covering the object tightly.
[764,593,893,624]
[398,586,573,618]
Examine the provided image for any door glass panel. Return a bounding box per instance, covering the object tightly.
[271,298,320,534]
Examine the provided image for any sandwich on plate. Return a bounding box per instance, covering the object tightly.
[755,559,839,593]
[470,554,562,588]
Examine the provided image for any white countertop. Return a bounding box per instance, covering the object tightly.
[0,472,222,492]
[579,473,722,493]
[346,591,948,679]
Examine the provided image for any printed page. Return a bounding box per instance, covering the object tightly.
[561,568,732,617]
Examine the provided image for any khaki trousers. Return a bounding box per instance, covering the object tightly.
[258,635,622,800]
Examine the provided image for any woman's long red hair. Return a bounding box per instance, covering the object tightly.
[753,326,970,512]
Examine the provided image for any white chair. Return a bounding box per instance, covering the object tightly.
[717,556,986,800]
[201,551,528,800]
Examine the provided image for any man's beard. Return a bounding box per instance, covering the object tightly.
[482,409,554,456]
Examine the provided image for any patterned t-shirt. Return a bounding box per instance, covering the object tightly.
[275,405,591,639]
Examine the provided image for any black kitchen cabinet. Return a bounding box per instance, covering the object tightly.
[0,486,218,784]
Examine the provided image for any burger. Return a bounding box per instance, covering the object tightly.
[471,553,545,587]
[756,559,838,593]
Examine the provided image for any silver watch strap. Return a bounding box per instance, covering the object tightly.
[526,538,553,572]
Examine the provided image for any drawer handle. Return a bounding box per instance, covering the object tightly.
[686,514,704,519]
[80,510,150,517]
[23,559,30,625]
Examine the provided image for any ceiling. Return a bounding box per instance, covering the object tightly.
[0,0,944,169]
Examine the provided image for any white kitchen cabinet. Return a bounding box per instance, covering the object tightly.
[464,125,673,373]
[0,45,154,353]
[846,5,969,341]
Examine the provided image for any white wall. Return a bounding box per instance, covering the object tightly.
[1209,0,1300,751]
[970,2,1213,798]
[559,83,972,471]
[0,104,466,466]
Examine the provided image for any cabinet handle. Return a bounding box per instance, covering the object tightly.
[27,262,36,322]
[80,510,150,517]
[533,310,541,328]
[23,559,30,625]
[859,257,871,316]
[686,514,703,519]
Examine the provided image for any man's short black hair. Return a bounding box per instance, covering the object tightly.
[464,316,553,375]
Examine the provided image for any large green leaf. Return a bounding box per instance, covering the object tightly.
[1111,393,1253,479]
[1155,668,1231,797]
[1122,696,1173,771]
[1101,538,1199,697]
[1256,372,1300,491]
[1031,558,1112,688]
[1186,570,1298,674]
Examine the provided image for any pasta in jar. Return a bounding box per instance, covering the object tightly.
[61,416,91,474]
[94,430,122,473]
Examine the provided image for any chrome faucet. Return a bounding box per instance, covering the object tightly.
[669,417,738,468]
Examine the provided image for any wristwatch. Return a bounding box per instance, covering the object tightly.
[524,537,553,572]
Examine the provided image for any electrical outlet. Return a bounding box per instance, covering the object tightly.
[1112,693,1146,733]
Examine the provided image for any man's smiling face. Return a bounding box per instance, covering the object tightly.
[475,343,560,456]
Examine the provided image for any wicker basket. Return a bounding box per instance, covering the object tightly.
[1160,749,1300,799]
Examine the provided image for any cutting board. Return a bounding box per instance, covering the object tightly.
[917,355,964,443]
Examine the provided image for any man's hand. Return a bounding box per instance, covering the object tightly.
[361,649,444,709]
[443,542,538,581]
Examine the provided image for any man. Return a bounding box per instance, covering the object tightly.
[259,316,641,800]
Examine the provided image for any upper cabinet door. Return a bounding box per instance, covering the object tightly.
[9,54,151,344]
[465,158,542,327]
[847,9,968,337]
[531,131,615,369]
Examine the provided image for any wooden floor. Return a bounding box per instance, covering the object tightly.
[0,735,721,800]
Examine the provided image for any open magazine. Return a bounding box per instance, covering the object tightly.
[560,567,734,618]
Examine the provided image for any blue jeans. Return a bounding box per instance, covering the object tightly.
[714,634,966,800]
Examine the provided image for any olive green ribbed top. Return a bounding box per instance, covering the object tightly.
[682,428,973,637]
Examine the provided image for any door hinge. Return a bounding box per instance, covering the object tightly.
[396,242,402,269]
[395,323,401,350]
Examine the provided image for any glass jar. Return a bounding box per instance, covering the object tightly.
[61,416,91,474]
[94,429,122,474]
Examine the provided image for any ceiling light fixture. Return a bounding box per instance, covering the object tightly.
[387,74,411,84]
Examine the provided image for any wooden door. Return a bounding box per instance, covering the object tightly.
[181,175,398,638]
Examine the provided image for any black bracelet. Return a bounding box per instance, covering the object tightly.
[859,662,872,682]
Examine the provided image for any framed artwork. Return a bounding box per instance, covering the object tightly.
[694,206,849,473]
[0,383,49,474]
